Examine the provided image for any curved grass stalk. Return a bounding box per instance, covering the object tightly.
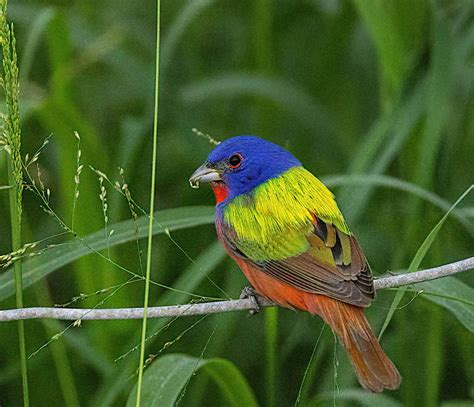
[378,184,474,340]
[323,174,474,234]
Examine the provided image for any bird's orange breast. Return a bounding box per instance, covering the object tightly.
[233,253,324,313]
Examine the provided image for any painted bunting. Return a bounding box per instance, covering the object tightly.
[189,136,401,392]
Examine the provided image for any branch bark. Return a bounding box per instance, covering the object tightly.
[0,257,473,322]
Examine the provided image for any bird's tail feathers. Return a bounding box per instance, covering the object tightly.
[307,296,401,393]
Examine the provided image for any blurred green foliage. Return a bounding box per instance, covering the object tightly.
[0,0,473,406]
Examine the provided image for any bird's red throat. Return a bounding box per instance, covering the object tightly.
[211,181,229,204]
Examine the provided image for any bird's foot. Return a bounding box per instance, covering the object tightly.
[240,286,263,315]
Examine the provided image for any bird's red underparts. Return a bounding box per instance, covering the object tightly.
[211,182,229,204]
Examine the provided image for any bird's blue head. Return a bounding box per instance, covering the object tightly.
[189,136,301,203]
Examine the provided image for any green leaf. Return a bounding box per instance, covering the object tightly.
[0,206,215,302]
[418,277,474,333]
[126,354,259,407]
[200,358,259,407]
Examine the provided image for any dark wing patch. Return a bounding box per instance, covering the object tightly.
[313,220,328,242]
[262,239,374,307]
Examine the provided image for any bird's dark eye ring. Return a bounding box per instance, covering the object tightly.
[228,154,242,168]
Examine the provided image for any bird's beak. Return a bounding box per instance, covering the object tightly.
[189,163,222,188]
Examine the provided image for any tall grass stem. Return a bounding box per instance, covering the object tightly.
[135,0,161,405]
[1,1,30,405]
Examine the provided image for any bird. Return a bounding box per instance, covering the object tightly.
[189,135,401,392]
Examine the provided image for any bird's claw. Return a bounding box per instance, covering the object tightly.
[240,286,262,315]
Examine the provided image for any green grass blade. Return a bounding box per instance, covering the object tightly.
[201,358,260,407]
[126,354,259,407]
[407,187,473,274]
[378,185,474,339]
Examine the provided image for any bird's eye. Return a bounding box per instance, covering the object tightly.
[228,154,242,168]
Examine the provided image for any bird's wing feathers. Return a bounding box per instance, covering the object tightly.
[219,167,374,307]
[221,215,374,307]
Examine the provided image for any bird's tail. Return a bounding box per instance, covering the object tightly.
[307,295,401,392]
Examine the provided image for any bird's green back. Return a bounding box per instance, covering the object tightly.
[223,166,351,261]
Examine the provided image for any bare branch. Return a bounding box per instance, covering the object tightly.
[373,257,474,290]
[0,257,472,322]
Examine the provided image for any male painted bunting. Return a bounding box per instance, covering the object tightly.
[189,136,401,392]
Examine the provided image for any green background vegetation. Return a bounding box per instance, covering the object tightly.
[1,0,473,406]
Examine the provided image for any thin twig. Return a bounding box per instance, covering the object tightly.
[0,257,472,322]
